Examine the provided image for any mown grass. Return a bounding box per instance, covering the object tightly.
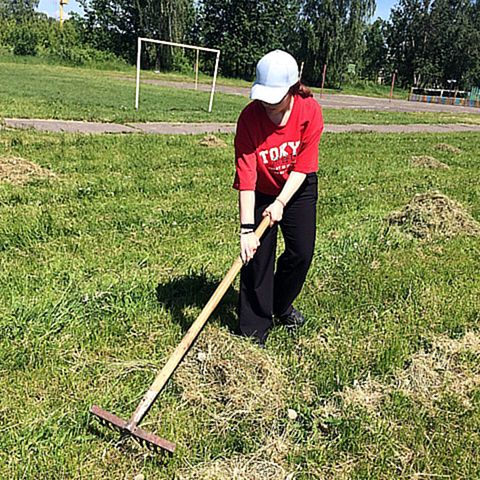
[0,59,247,123]
[322,109,480,125]
[0,129,479,478]
[1,52,401,94]
[314,82,409,100]
[2,57,480,125]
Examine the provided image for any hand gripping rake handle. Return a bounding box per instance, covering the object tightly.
[90,216,270,453]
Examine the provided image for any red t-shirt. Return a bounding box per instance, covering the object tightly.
[233,95,324,196]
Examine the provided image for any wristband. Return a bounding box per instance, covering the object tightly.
[275,197,286,208]
[240,230,254,236]
[240,223,255,229]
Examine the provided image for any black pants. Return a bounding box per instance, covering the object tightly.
[238,173,318,342]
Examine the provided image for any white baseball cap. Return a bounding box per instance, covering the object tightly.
[250,50,299,104]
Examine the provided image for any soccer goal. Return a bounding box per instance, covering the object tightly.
[135,38,221,113]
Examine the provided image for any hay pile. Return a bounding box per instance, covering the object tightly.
[435,143,462,154]
[175,325,294,480]
[176,325,288,426]
[388,192,480,239]
[410,155,450,170]
[299,332,480,478]
[340,331,480,412]
[199,134,228,148]
[177,438,292,480]
[0,156,55,185]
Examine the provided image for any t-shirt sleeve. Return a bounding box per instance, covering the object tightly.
[293,99,324,174]
[233,112,257,191]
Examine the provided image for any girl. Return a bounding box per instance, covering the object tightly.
[234,50,324,346]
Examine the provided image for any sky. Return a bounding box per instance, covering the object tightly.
[37,0,398,21]
[374,0,397,20]
[37,0,84,20]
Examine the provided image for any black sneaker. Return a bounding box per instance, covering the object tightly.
[279,307,306,331]
[236,329,268,349]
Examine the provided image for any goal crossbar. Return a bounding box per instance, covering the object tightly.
[135,38,221,113]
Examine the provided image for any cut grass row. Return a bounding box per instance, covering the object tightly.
[0,130,479,478]
[1,58,480,125]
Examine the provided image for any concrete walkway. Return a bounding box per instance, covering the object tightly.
[4,118,480,135]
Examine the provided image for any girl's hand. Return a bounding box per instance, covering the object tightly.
[240,232,260,264]
[263,200,284,227]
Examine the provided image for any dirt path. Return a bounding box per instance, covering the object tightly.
[4,118,480,135]
[117,76,480,116]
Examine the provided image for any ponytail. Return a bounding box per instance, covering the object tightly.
[289,82,313,98]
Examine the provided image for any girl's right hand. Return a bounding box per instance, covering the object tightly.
[240,232,260,264]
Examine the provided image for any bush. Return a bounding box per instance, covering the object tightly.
[0,15,126,70]
[172,51,196,75]
[44,44,126,68]
[0,19,14,47]
[9,23,38,56]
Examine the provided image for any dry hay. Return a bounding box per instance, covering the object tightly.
[341,377,388,412]
[435,143,462,154]
[340,331,480,412]
[199,134,228,148]
[176,325,288,427]
[387,192,480,239]
[176,437,293,480]
[0,156,55,185]
[175,325,294,479]
[311,458,360,480]
[410,155,450,170]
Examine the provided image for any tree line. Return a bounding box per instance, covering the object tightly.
[1,0,479,89]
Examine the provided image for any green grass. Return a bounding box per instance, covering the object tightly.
[322,108,480,125]
[315,81,409,100]
[0,130,479,478]
[1,57,480,125]
[0,59,248,123]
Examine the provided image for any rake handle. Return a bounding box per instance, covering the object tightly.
[127,216,271,430]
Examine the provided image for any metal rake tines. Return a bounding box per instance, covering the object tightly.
[128,424,176,454]
[131,434,164,453]
[96,416,123,433]
[90,405,127,431]
[90,405,176,454]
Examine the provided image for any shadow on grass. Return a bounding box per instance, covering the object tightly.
[155,271,239,334]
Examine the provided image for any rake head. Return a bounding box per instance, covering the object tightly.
[90,405,176,454]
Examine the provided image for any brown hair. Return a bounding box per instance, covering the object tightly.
[288,82,313,98]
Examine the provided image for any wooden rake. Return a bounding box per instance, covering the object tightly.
[90,217,270,454]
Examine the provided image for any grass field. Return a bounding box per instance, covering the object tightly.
[0,129,479,479]
[0,52,408,98]
[2,57,480,125]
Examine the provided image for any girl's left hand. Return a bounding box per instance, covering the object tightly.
[263,200,284,227]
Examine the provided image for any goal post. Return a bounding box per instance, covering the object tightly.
[135,37,221,113]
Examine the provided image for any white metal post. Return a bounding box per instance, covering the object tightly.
[135,37,142,110]
[195,49,199,90]
[208,52,220,113]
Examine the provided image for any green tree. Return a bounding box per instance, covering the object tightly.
[79,0,194,67]
[298,0,376,87]
[469,0,480,86]
[386,0,433,87]
[0,0,38,20]
[196,0,300,79]
[386,0,480,89]
[362,18,389,80]
[428,0,479,88]
[0,1,40,55]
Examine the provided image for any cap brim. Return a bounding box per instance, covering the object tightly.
[250,83,290,104]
